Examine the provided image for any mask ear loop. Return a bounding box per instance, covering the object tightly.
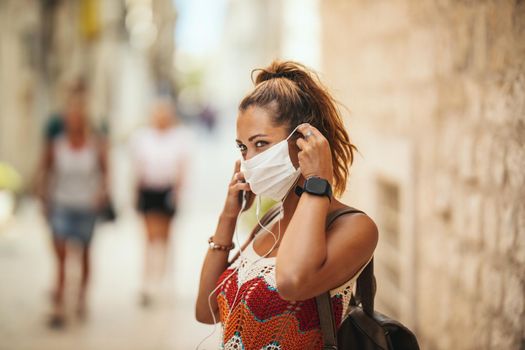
[285,124,301,142]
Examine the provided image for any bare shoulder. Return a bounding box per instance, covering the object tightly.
[327,206,379,257]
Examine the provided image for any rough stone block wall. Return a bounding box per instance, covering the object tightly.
[321,1,525,349]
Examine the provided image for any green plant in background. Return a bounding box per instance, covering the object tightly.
[0,162,22,192]
[0,162,21,230]
[239,196,278,235]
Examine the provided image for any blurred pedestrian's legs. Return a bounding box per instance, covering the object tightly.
[141,212,172,306]
[50,238,67,327]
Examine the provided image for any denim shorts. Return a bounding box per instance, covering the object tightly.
[50,206,97,245]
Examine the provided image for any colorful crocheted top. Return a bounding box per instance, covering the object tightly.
[216,212,372,350]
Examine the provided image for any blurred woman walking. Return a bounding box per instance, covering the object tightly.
[37,90,109,327]
[130,98,190,306]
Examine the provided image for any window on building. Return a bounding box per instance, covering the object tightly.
[345,131,417,328]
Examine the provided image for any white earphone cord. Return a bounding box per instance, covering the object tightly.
[195,197,246,350]
[196,177,299,349]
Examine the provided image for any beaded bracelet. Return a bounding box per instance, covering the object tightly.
[208,236,235,251]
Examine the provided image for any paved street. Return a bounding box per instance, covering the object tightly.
[0,119,240,350]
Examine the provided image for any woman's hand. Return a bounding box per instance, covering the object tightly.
[94,186,109,212]
[295,123,334,184]
[221,159,252,219]
[196,160,251,324]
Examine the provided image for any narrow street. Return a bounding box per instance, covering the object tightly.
[0,117,239,350]
[1,1,524,349]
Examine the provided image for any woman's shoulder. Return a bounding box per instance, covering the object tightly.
[328,201,373,223]
[327,202,378,250]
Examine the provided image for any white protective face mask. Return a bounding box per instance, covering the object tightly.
[240,125,301,202]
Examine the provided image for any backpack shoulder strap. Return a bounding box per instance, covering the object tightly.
[326,206,366,229]
[356,257,376,315]
[315,292,338,350]
[316,205,375,349]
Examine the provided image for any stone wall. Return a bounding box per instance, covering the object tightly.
[0,0,42,182]
[321,1,525,349]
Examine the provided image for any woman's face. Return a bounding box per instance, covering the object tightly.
[236,105,300,167]
[65,96,87,133]
[151,102,173,129]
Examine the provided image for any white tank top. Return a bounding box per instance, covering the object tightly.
[51,136,101,209]
[130,126,191,189]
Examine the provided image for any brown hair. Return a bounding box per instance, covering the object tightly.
[239,60,358,197]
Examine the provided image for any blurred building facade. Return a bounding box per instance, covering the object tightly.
[321,1,525,349]
[206,0,283,113]
[1,0,524,349]
[0,0,176,188]
[0,0,43,184]
[205,0,321,115]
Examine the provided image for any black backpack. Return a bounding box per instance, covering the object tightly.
[315,207,420,350]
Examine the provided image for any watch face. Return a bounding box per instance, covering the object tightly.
[307,178,328,194]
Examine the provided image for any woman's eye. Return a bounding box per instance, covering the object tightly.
[237,144,247,152]
[255,141,268,148]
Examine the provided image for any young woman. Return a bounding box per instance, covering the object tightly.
[130,98,189,306]
[196,61,379,349]
[38,92,108,327]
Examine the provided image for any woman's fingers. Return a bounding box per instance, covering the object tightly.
[230,171,246,185]
[233,159,241,175]
[230,160,243,183]
[294,122,334,181]
[296,123,325,143]
[296,123,315,137]
[296,137,308,151]
[232,182,250,192]
[236,171,246,181]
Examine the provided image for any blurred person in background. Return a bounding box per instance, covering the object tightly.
[36,88,109,328]
[43,79,88,142]
[130,97,190,306]
[195,61,378,349]
[198,103,218,134]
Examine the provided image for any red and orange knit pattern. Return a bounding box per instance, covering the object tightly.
[216,261,350,350]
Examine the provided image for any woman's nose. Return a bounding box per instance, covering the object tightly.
[244,151,255,161]
[244,148,261,161]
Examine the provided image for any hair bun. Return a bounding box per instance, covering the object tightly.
[271,72,287,79]
[241,60,357,198]
[251,61,310,85]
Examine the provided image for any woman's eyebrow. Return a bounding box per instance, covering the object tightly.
[248,134,268,142]
[235,134,268,144]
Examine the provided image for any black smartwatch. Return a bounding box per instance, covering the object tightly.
[295,176,332,202]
